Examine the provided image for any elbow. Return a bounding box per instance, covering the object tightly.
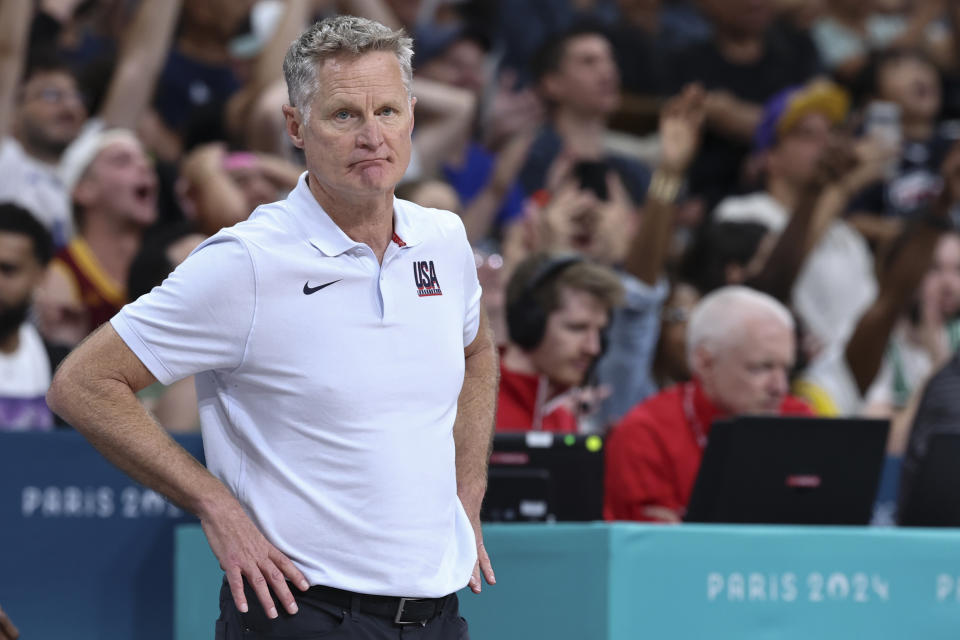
[45,361,73,422]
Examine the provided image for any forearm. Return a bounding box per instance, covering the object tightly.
[257,153,306,191]
[461,188,504,244]
[47,329,235,520]
[189,169,249,235]
[454,318,499,516]
[705,94,762,143]
[100,0,182,128]
[845,222,941,393]
[411,78,475,176]
[624,169,680,285]
[0,0,33,137]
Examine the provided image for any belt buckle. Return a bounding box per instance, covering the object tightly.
[394,597,427,626]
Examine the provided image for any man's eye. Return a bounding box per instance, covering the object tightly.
[380,107,395,116]
[335,111,350,120]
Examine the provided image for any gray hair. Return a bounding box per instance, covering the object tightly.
[282,15,414,122]
[686,286,794,370]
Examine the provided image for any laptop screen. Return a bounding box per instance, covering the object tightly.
[685,416,889,525]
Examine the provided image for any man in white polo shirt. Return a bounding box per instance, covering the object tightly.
[47,16,498,639]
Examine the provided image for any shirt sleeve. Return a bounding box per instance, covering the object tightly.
[458,220,482,347]
[110,233,256,385]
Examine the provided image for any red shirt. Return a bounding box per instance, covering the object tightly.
[603,381,813,522]
[496,361,578,433]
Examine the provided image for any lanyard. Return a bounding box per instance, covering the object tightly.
[682,382,708,450]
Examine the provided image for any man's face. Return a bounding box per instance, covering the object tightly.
[694,313,795,415]
[75,138,158,227]
[16,71,86,157]
[287,52,414,200]
[699,0,774,38]
[529,287,609,389]
[878,55,941,125]
[0,232,43,339]
[544,35,620,116]
[768,111,832,188]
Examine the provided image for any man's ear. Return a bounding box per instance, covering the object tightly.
[408,95,416,134]
[282,105,305,149]
[690,344,713,380]
[72,178,96,209]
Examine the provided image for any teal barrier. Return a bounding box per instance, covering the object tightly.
[175,523,960,639]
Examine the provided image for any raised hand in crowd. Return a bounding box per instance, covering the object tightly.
[461,131,536,244]
[747,133,898,304]
[624,84,706,285]
[482,70,545,152]
[179,143,302,236]
[843,146,958,395]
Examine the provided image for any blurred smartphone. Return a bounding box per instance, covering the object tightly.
[864,101,902,146]
[574,160,609,200]
[864,101,902,178]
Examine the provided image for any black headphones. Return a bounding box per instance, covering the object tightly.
[506,255,585,350]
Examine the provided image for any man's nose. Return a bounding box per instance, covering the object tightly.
[584,329,603,356]
[357,117,384,148]
[769,367,788,397]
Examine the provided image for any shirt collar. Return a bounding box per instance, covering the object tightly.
[288,172,422,256]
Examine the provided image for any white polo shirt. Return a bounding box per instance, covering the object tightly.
[111,173,481,597]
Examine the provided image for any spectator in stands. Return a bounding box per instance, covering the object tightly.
[507,85,704,426]
[416,25,538,242]
[0,204,62,432]
[713,80,881,353]
[848,49,954,245]
[520,24,651,205]
[147,0,254,157]
[863,231,960,450]
[666,0,819,208]
[604,286,812,523]
[0,0,180,246]
[498,253,623,433]
[795,137,960,416]
[34,129,158,347]
[811,0,953,81]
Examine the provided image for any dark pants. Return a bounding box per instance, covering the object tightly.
[215,579,470,639]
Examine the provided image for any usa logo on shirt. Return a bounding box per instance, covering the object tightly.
[414,260,442,296]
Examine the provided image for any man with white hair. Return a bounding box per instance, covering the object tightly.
[603,286,812,523]
[47,15,497,639]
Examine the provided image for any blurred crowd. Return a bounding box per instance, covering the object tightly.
[3,0,960,523]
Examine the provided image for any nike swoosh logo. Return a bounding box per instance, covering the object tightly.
[303,279,341,295]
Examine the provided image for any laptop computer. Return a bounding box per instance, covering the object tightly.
[481,432,605,522]
[898,432,960,527]
[684,416,889,525]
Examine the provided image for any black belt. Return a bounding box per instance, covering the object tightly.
[307,584,452,626]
